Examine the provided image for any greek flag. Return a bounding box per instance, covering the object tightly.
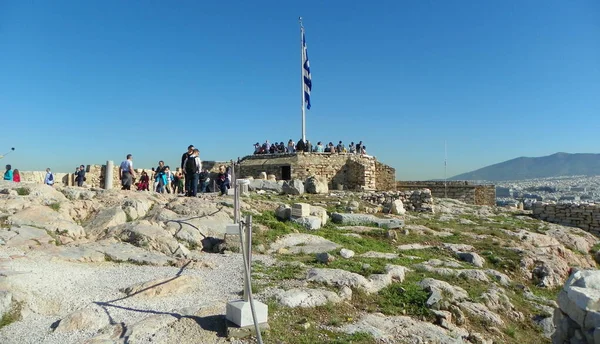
[302,30,312,110]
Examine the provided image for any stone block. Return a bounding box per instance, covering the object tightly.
[225,300,268,327]
[291,203,311,218]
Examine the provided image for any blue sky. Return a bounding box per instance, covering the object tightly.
[1,0,598,180]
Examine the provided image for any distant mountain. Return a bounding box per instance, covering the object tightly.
[450,152,600,181]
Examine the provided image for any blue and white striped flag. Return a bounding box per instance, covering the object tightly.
[302,30,312,110]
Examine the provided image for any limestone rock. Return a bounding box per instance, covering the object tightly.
[85,206,128,237]
[121,275,201,297]
[458,301,504,326]
[122,198,153,221]
[248,180,283,194]
[282,180,305,195]
[274,288,343,308]
[418,278,468,303]
[9,205,85,239]
[54,304,110,333]
[107,221,179,256]
[0,291,12,320]
[339,313,465,343]
[89,241,175,266]
[307,268,373,293]
[268,234,340,254]
[391,199,406,215]
[457,252,485,267]
[309,205,329,226]
[275,204,291,220]
[305,176,328,194]
[340,248,355,259]
[291,216,322,230]
[331,213,404,229]
[61,187,96,201]
[0,226,53,248]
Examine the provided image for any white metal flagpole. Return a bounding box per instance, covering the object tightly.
[444,140,448,198]
[300,17,306,142]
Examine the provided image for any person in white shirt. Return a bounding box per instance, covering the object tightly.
[119,154,135,190]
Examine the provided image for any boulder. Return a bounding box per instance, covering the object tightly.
[268,234,340,254]
[275,204,291,220]
[458,301,504,326]
[122,198,153,221]
[258,172,267,180]
[418,278,468,303]
[457,252,485,268]
[309,205,329,225]
[307,268,374,293]
[248,180,283,194]
[60,187,96,201]
[282,180,304,195]
[305,176,328,194]
[54,304,110,333]
[316,252,335,264]
[89,241,175,266]
[331,213,404,229]
[291,216,322,230]
[107,221,179,256]
[8,205,85,239]
[274,288,343,308]
[85,206,128,237]
[340,248,355,259]
[0,226,54,248]
[391,200,406,215]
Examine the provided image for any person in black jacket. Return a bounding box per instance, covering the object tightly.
[75,165,86,187]
[181,145,194,193]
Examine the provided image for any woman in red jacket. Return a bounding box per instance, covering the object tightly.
[13,169,20,182]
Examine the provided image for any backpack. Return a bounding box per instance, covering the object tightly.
[48,173,54,183]
[185,157,197,172]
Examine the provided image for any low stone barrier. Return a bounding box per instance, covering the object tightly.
[361,189,434,213]
[532,202,600,236]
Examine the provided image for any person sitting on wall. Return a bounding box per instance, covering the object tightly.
[269,143,277,154]
[336,141,344,153]
[253,142,261,154]
[305,140,313,153]
[278,142,286,153]
[216,165,230,196]
[296,139,306,152]
[287,139,296,153]
[349,142,356,153]
[315,142,324,153]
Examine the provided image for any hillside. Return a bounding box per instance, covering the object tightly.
[450,152,600,181]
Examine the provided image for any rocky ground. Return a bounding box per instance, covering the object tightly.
[0,180,598,344]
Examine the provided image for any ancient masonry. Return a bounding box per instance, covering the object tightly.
[396,181,496,207]
[532,202,600,235]
[17,161,229,189]
[238,153,395,191]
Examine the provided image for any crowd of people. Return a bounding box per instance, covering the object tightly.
[119,144,232,197]
[4,164,56,186]
[253,139,367,155]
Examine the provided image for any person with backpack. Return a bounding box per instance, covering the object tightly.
[3,165,13,181]
[44,168,55,186]
[183,149,201,197]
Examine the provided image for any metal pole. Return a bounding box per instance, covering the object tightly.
[243,214,252,302]
[300,17,306,142]
[444,141,447,198]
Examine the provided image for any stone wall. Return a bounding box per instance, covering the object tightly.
[361,189,434,212]
[16,160,232,190]
[532,202,600,235]
[553,269,600,344]
[238,153,395,192]
[396,181,496,206]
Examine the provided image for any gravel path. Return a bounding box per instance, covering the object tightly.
[0,249,274,344]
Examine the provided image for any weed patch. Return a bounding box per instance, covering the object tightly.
[15,187,29,196]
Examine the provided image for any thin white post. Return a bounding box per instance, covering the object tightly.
[105,161,114,190]
[300,17,306,142]
[444,141,447,198]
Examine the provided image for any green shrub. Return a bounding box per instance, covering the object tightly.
[15,187,29,196]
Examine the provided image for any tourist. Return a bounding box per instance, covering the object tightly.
[154,160,166,193]
[12,169,20,182]
[361,145,367,155]
[181,145,195,193]
[3,164,12,181]
[199,168,210,193]
[253,142,261,154]
[216,165,230,196]
[119,154,135,190]
[269,143,277,154]
[44,168,55,186]
[173,168,184,194]
[75,165,86,187]
[349,142,356,153]
[356,141,363,154]
[315,142,324,153]
[296,139,306,152]
[305,140,313,153]
[183,149,201,197]
[287,139,296,153]
[336,141,344,153]
[278,142,285,153]
[164,166,173,194]
[137,170,150,191]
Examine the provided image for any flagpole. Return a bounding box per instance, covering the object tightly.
[299,17,306,142]
[444,140,448,198]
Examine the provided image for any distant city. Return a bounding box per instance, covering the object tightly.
[493,175,600,208]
